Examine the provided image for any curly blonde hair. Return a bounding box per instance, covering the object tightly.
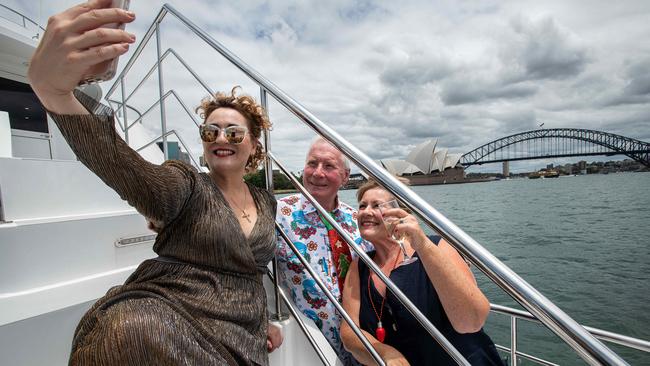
[196,86,272,172]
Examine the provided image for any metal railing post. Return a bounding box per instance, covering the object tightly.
[491,303,650,355]
[511,317,518,366]
[0,182,4,222]
[261,87,288,322]
[155,22,168,160]
[120,78,129,144]
[261,88,273,191]
[135,130,200,169]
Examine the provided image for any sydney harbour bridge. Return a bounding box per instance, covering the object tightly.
[460,128,650,172]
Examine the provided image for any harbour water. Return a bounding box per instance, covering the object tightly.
[337,172,650,365]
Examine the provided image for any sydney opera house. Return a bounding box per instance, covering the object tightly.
[379,139,466,185]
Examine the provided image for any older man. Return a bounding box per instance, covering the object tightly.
[276,137,372,363]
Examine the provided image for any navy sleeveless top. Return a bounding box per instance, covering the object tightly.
[358,236,505,366]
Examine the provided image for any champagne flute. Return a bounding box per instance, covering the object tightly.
[378,199,414,263]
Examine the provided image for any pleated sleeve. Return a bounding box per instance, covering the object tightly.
[48,89,196,227]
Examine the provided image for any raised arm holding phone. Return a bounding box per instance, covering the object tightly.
[29,1,282,365]
[29,0,135,115]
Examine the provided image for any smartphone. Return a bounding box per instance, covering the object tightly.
[79,0,131,85]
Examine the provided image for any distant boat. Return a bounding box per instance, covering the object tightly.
[529,169,560,179]
[545,169,560,178]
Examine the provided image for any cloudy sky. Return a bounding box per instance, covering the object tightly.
[5,0,650,173]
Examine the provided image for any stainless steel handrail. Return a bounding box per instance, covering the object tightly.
[134,129,200,169]
[490,304,650,354]
[494,345,559,366]
[106,99,143,131]
[0,4,45,39]
[270,152,470,365]
[109,48,214,107]
[122,90,201,131]
[260,88,288,323]
[104,3,631,365]
[105,9,167,99]
[0,187,5,223]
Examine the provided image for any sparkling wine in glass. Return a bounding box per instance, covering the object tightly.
[378,199,414,263]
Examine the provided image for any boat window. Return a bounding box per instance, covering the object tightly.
[0,76,48,133]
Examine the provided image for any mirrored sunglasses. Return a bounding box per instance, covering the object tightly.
[199,124,248,144]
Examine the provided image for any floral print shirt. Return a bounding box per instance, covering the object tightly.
[276,193,373,361]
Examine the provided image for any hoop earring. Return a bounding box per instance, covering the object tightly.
[248,142,262,169]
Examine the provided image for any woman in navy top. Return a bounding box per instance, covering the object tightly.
[341,181,504,365]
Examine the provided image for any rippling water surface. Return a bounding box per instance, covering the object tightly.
[337,172,650,365]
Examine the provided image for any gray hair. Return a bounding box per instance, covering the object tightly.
[308,136,350,170]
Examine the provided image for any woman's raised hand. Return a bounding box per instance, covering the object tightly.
[381,207,428,250]
[28,0,136,112]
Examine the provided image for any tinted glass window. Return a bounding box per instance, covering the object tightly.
[0,77,48,133]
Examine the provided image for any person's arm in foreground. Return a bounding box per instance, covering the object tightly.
[387,208,490,333]
[28,0,194,228]
[341,259,410,366]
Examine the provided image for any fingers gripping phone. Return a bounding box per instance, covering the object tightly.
[79,0,131,85]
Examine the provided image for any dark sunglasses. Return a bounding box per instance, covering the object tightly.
[199,124,248,144]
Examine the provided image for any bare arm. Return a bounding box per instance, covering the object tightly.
[416,237,490,333]
[385,209,490,333]
[340,259,410,366]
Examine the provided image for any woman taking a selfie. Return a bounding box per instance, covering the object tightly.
[29,1,279,364]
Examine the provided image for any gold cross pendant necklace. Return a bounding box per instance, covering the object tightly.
[241,209,251,223]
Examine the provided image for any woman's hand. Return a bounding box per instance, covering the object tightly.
[379,345,410,366]
[28,0,136,112]
[381,208,428,251]
[266,323,283,353]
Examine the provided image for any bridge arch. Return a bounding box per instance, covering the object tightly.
[460,128,650,167]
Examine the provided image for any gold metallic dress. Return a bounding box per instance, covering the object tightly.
[50,91,276,366]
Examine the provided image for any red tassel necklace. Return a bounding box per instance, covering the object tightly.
[367,249,402,343]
